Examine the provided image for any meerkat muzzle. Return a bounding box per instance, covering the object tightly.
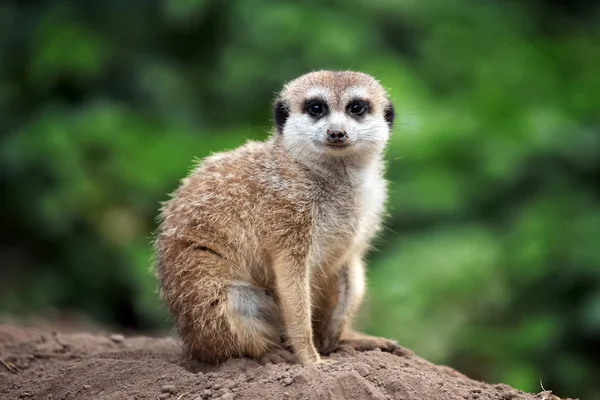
[326,129,349,145]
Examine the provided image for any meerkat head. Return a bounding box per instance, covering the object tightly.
[273,70,394,167]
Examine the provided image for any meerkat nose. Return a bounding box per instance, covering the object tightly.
[326,129,348,143]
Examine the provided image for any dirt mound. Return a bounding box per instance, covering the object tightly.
[0,324,573,400]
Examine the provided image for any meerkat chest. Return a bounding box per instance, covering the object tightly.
[355,168,387,245]
[310,166,386,267]
[310,201,356,268]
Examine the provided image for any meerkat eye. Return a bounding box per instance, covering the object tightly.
[305,99,328,118]
[347,100,369,117]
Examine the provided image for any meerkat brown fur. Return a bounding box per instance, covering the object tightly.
[154,70,398,365]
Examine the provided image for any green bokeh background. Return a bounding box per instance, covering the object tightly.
[1,0,598,398]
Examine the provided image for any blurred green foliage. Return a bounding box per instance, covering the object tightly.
[0,0,598,398]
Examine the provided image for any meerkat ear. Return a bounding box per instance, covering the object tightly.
[274,100,289,134]
[384,101,395,130]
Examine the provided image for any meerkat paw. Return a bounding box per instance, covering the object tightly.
[316,329,343,355]
[317,338,340,356]
[258,347,296,365]
[339,329,398,353]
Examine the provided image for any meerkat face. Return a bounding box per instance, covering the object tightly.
[274,71,394,166]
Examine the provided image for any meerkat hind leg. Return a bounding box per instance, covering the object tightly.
[317,258,398,355]
[228,282,294,364]
[315,259,361,355]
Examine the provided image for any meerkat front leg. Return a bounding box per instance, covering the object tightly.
[318,255,398,355]
[273,254,323,364]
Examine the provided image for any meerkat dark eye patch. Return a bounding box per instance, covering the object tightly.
[304,98,328,119]
[346,99,370,118]
[384,101,395,129]
[274,101,289,134]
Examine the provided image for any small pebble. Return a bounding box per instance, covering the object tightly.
[158,394,170,400]
[293,372,309,384]
[217,394,234,400]
[212,388,228,398]
[83,385,91,390]
[223,380,236,389]
[353,363,372,377]
[161,385,177,394]
[34,341,63,354]
[283,377,293,386]
[109,334,125,343]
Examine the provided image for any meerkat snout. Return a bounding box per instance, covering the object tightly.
[326,129,348,144]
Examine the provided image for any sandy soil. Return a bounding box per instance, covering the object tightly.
[0,324,574,400]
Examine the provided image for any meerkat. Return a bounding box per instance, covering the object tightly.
[154,70,398,365]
